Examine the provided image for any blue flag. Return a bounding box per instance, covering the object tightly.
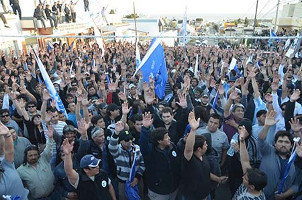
[133,38,168,99]
[212,91,219,110]
[32,49,68,117]
[47,42,54,53]
[270,29,280,42]
[68,40,75,51]
[278,152,297,194]
[135,43,141,69]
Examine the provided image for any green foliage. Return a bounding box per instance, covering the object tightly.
[124,13,139,18]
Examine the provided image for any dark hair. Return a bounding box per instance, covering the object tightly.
[0,109,9,116]
[274,131,293,145]
[256,110,267,118]
[26,101,37,108]
[193,135,206,152]
[238,118,253,137]
[23,145,39,165]
[246,168,267,191]
[209,113,221,121]
[150,127,168,145]
[162,107,173,115]
[91,115,103,125]
[133,114,143,122]
[32,114,41,123]
[194,106,209,123]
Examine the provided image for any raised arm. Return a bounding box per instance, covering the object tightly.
[258,110,278,140]
[239,126,252,174]
[41,89,51,121]
[0,123,13,162]
[224,90,239,118]
[63,138,79,186]
[184,112,200,161]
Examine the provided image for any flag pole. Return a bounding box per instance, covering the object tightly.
[133,0,138,45]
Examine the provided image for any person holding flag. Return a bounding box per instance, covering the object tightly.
[108,121,145,200]
[257,110,297,199]
[133,38,167,100]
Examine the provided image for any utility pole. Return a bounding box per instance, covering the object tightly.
[274,0,280,32]
[253,0,259,36]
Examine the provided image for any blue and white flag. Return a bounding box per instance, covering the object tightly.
[68,40,75,51]
[2,93,9,109]
[47,42,54,53]
[180,6,187,47]
[278,151,297,194]
[135,43,141,69]
[284,38,291,50]
[212,90,219,110]
[194,54,199,78]
[270,29,280,42]
[32,49,68,117]
[229,57,239,75]
[133,38,168,99]
[246,55,253,65]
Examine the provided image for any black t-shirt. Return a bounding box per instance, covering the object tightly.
[181,154,211,200]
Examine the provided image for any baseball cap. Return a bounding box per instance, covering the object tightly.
[119,130,133,142]
[107,103,119,111]
[128,83,136,89]
[80,154,101,168]
[98,102,108,109]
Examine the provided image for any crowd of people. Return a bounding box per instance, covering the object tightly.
[1,35,302,200]
[33,1,80,29]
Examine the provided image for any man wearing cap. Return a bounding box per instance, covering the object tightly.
[98,102,108,118]
[63,138,117,200]
[108,121,145,200]
[200,92,212,114]
[104,103,121,128]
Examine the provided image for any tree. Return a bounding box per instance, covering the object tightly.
[244,17,249,26]
[124,13,139,18]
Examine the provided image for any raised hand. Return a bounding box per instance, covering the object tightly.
[115,121,125,133]
[46,124,54,139]
[45,112,52,123]
[50,100,57,108]
[62,138,74,155]
[108,82,117,92]
[176,93,187,108]
[218,84,224,96]
[144,89,155,105]
[0,122,9,136]
[296,142,302,158]
[289,118,302,133]
[229,90,239,100]
[75,118,90,136]
[290,89,300,102]
[122,102,132,115]
[81,95,90,107]
[43,89,51,101]
[264,110,278,127]
[142,112,153,128]
[188,111,200,131]
[118,92,127,101]
[238,125,249,142]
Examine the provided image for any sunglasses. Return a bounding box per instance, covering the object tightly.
[63,126,75,133]
[124,138,133,142]
[28,106,36,108]
[1,114,9,117]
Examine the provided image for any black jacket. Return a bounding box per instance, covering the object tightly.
[140,126,181,195]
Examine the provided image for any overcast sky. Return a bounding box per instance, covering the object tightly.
[19,0,297,19]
